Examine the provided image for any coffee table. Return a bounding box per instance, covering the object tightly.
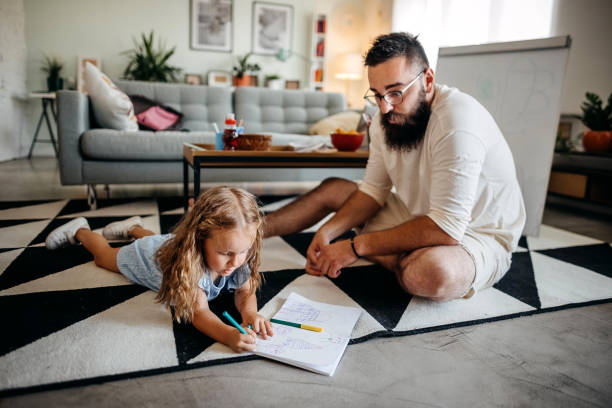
[182,143,369,210]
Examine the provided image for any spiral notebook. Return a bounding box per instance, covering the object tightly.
[254,293,361,376]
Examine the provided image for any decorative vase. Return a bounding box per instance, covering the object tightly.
[233,75,251,87]
[266,79,283,90]
[582,130,612,154]
[47,75,63,92]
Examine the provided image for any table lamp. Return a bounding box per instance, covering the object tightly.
[334,53,363,107]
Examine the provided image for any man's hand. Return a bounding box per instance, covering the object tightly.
[305,230,331,275]
[316,239,359,278]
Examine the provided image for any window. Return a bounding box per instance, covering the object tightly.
[392,0,554,68]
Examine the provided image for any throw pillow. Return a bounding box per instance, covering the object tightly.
[357,102,379,133]
[129,94,184,131]
[308,111,361,135]
[83,62,138,131]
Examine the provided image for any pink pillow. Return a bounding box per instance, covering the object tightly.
[136,106,180,131]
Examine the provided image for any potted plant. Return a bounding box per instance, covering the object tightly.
[41,55,63,92]
[232,53,261,86]
[579,92,612,154]
[264,74,283,89]
[122,31,182,82]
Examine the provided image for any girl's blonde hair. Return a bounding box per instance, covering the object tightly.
[155,186,263,323]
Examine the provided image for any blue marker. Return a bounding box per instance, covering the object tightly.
[222,311,247,334]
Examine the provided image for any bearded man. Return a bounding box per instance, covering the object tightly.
[264,32,526,301]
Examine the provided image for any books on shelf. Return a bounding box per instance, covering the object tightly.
[316,16,326,33]
[316,38,325,57]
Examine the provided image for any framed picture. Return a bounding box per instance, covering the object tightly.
[252,2,293,55]
[190,0,232,52]
[285,80,300,90]
[185,74,202,85]
[207,70,232,87]
[77,57,101,94]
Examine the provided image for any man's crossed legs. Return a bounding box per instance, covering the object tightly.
[263,178,476,302]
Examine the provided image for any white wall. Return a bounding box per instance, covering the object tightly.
[551,0,612,114]
[0,0,29,161]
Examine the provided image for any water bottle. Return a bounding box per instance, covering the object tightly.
[222,113,238,150]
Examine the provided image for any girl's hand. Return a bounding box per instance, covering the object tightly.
[225,328,256,353]
[243,312,274,340]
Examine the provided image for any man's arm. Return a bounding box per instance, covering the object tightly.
[315,215,457,277]
[318,190,382,241]
[306,190,381,275]
[353,215,457,257]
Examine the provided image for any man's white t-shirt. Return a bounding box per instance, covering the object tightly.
[359,84,526,252]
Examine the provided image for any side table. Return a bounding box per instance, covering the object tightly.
[28,92,58,158]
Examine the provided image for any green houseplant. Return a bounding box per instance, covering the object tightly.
[232,53,261,86]
[41,55,63,91]
[579,92,612,154]
[122,31,182,82]
[264,73,282,89]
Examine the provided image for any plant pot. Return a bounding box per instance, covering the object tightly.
[582,130,612,154]
[47,76,63,92]
[266,79,283,90]
[233,75,251,87]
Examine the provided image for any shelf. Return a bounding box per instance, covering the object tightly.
[548,152,612,207]
[310,13,327,91]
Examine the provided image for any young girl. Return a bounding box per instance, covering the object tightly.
[45,186,273,353]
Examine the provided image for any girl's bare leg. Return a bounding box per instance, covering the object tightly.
[75,228,120,273]
[129,226,155,239]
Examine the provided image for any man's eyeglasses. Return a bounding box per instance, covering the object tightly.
[363,70,425,106]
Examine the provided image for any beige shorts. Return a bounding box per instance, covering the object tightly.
[358,193,512,297]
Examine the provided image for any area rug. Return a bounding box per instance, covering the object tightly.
[1,196,611,396]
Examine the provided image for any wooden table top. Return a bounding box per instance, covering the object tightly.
[183,143,369,168]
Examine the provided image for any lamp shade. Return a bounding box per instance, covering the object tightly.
[334,53,363,80]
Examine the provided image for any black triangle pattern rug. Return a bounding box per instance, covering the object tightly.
[1,196,611,396]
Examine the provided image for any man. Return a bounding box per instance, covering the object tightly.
[264,32,526,301]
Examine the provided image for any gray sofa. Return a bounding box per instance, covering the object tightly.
[57,80,365,203]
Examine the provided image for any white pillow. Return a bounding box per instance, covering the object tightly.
[308,111,361,135]
[84,62,138,131]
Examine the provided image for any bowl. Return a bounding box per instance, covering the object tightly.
[331,132,365,151]
[236,134,272,151]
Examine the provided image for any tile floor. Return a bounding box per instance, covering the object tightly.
[1,157,611,407]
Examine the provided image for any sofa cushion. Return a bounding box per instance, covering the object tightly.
[80,130,331,161]
[114,80,232,132]
[81,129,216,160]
[84,63,138,131]
[308,111,361,135]
[235,87,346,134]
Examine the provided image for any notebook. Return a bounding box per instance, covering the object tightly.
[254,292,361,376]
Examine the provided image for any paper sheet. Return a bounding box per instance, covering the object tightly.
[254,293,361,376]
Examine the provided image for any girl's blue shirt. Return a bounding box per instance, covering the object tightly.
[116,234,251,301]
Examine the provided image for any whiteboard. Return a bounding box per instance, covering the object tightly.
[436,36,571,236]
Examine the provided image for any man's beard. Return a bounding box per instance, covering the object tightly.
[380,91,431,152]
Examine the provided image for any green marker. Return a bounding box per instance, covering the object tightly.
[222,311,247,334]
[270,318,323,332]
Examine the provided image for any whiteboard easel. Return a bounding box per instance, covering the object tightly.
[436,36,571,236]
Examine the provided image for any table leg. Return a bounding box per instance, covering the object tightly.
[183,158,189,212]
[43,100,58,157]
[27,103,46,158]
[193,157,201,203]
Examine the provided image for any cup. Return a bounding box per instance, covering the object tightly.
[215,132,224,150]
